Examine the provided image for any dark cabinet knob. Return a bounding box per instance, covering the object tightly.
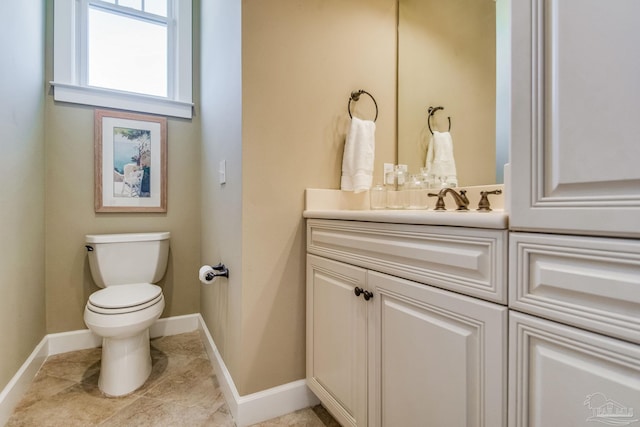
[354,287,373,301]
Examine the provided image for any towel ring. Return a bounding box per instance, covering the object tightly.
[348,90,378,122]
[427,106,451,134]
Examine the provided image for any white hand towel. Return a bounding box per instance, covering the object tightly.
[425,131,458,186]
[341,117,376,193]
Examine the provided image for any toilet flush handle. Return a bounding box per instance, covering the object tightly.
[85,245,94,252]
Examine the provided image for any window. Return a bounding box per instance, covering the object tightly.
[52,0,192,118]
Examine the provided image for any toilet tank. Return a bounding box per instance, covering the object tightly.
[85,232,170,288]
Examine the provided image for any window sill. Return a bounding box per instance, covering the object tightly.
[50,82,193,119]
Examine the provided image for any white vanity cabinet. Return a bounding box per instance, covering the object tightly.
[306,219,508,427]
[508,1,640,425]
[306,254,367,427]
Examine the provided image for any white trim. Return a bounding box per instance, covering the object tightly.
[50,82,193,119]
[47,329,102,356]
[197,316,239,417]
[150,313,200,338]
[52,0,193,118]
[0,338,48,426]
[45,313,202,356]
[0,314,318,426]
[195,315,319,427]
[235,380,320,427]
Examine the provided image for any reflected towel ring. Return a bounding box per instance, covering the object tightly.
[427,106,451,134]
[348,90,378,122]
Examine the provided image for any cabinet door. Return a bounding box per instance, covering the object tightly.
[509,312,640,427]
[367,271,507,427]
[306,255,367,427]
[509,0,640,237]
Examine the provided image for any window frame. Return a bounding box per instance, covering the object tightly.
[52,0,193,118]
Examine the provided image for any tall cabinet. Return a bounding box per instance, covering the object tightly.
[509,0,640,426]
[509,0,640,238]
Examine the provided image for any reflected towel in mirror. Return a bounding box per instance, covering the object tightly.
[425,131,458,187]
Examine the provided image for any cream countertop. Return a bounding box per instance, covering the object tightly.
[304,187,508,230]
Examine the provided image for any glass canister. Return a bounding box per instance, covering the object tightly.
[406,174,429,209]
[370,184,387,209]
[420,167,437,189]
[385,165,406,209]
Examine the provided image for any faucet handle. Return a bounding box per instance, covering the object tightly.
[477,189,502,212]
[457,189,469,211]
[428,192,446,210]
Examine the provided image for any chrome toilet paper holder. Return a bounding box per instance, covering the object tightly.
[206,263,229,280]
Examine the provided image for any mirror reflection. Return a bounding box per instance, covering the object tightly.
[397,0,503,186]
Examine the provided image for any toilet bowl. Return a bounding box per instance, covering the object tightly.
[83,232,170,397]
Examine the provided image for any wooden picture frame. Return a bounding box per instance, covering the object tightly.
[94,109,167,212]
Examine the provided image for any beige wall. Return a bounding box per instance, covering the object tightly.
[240,0,396,395]
[200,0,397,396]
[398,0,496,185]
[0,1,47,390]
[43,2,202,333]
[200,0,245,390]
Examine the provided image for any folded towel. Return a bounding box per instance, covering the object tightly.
[341,117,376,193]
[425,131,458,187]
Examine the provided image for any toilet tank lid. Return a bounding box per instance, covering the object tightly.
[86,232,170,244]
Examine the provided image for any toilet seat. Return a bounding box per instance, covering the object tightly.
[87,283,163,315]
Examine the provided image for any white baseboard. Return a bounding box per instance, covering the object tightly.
[0,313,318,427]
[0,337,48,426]
[47,329,102,356]
[195,314,319,427]
[150,313,201,338]
[234,380,320,427]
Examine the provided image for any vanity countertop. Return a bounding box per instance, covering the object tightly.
[303,208,508,229]
[304,187,508,229]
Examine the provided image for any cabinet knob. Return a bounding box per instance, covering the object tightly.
[354,287,373,301]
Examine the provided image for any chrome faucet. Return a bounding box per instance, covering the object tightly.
[428,188,469,211]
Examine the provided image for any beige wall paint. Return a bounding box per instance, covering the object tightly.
[43,3,202,333]
[239,0,396,395]
[398,0,496,185]
[200,0,245,388]
[0,1,47,390]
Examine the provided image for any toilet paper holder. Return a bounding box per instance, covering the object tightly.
[206,263,229,280]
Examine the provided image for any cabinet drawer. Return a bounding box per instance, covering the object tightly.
[510,232,640,344]
[307,219,507,303]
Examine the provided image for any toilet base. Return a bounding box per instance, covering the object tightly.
[98,329,152,397]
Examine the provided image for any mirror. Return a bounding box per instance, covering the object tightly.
[397,0,507,186]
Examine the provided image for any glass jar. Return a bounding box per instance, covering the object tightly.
[406,174,429,209]
[370,184,387,209]
[385,165,406,209]
[420,167,437,189]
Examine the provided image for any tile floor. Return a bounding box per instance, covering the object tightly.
[6,331,340,427]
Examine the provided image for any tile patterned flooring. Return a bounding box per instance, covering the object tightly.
[6,332,340,427]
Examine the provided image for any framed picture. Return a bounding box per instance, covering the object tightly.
[94,109,167,212]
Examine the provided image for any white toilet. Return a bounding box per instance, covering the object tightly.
[83,231,170,397]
